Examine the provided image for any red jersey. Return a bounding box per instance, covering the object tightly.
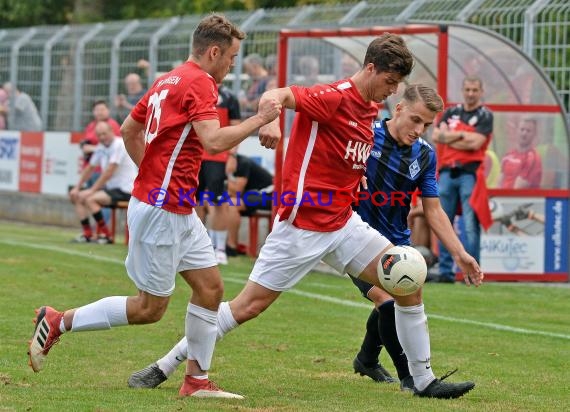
[437,104,493,168]
[500,148,542,189]
[278,79,379,231]
[130,61,219,214]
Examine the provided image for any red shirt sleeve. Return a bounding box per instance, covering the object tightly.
[291,84,343,124]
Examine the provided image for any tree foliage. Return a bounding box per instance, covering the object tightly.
[0,0,246,27]
[0,0,347,27]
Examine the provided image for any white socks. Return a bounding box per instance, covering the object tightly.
[156,301,239,377]
[211,230,228,251]
[185,303,217,371]
[394,303,436,391]
[71,296,128,332]
[217,301,238,339]
[156,337,187,377]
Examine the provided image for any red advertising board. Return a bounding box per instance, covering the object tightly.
[19,132,43,193]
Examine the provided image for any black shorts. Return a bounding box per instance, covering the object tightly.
[197,161,226,204]
[240,192,273,216]
[104,188,131,207]
[349,274,375,302]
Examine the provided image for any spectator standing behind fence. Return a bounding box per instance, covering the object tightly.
[225,154,273,256]
[265,54,277,90]
[240,53,269,118]
[499,117,542,189]
[0,86,7,130]
[69,121,137,244]
[431,75,494,283]
[0,82,42,131]
[196,83,242,265]
[297,55,320,86]
[114,73,147,123]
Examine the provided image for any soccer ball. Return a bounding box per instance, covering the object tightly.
[378,245,427,296]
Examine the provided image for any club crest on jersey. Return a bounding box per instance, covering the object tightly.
[469,115,478,126]
[344,140,371,168]
[370,150,382,159]
[409,159,420,178]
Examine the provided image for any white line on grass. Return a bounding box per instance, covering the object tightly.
[3,238,569,341]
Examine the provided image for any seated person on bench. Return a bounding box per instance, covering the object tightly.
[69,121,137,244]
[226,154,273,256]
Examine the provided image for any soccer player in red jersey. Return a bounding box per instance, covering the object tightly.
[28,14,281,399]
[130,34,482,399]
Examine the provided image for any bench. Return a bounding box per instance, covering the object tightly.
[110,200,129,245]
[246,209,274,257]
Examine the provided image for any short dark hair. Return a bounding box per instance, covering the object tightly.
[364,33,414,77]
[463,75,483,89]
[403,84,444,113]
[92,100,108,109]
[191,14,246,58]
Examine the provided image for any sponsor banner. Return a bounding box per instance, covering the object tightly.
[544,198,568,273]
[19,132,43,193]
[481,234,543,273]
[0,131,20,191]
[70,131,85,183]
[480,196,568,275]
[42,132,81,195]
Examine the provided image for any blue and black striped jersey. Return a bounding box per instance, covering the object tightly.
[356,119,439,246]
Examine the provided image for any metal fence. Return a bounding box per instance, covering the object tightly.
[0,0,568,131]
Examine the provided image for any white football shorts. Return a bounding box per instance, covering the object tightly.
[249,211,390,291]
[125,197,217,297]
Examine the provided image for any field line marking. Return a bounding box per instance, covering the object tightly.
[3,238,569,341]
[1,239,126,264]
[223,276,570,341]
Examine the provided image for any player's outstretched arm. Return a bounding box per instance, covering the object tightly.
[422,197,484,287]
[195,97,281,154]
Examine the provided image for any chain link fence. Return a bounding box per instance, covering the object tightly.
[0,0,568,131]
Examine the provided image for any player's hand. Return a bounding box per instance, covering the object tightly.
[257,96,282,124]
[77,188,94,203]
[69,186,80,202]
[258,121,281,150]
[456,251,484,287]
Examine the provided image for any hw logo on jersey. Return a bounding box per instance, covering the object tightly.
[344,140,371,169]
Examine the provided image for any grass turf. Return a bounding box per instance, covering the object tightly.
[1,220,569,411]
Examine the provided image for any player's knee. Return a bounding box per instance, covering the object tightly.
[128,298,168,324]
[193,277,224,306]
[140,304,167,323]
[394,288,423,306]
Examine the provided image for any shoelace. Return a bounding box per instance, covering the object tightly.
[205,380,222,391]
[439,368,458,381]
[42,336,61,354]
